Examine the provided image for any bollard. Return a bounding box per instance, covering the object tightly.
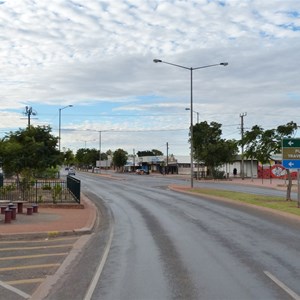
[17,202,23,214]
[4,208,12,223]
[11,206,17,220]
[1,206,7,214]
[27,207,33,215]
[32,204,38,213]
[8,203,14,209]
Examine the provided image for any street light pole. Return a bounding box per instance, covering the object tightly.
[240,112,247,180]
[99,131,101,174]
[153,59,228,188]
[59,105,73,152]
[185,108,199,123]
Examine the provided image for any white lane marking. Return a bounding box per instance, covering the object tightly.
[264,271,300,300]
[184,211,198,220]
[0,280,31,299]
[83,223,114,300]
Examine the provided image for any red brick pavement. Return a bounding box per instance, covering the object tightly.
[0,194,96,238]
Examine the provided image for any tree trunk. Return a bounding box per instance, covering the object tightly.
[286,169,292,201]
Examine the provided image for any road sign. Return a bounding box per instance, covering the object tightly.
[282,138,300,169]
[282,139,300,148]
[282,138,300,208]
[282,160,300,169]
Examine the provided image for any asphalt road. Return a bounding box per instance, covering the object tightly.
[48,172,300,300]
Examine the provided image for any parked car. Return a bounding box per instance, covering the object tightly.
[68,168,76,176]
[136,168,149,175]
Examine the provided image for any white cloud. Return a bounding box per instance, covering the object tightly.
[0,0,300,154]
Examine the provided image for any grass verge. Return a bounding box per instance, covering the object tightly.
[188,188,300,217]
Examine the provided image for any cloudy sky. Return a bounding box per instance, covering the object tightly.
[1,0,300,156]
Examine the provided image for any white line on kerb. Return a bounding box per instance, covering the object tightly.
[264,271,300,300]
[0,280,31,299]
[84,223,114,300]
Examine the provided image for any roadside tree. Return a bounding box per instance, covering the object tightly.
[192,121,238,178]
[0,125,60,180]
[75,148,99,169]
[240,121,297,201]
[137,149,163,157]
[63,149,75,166]
[113,148,128,172]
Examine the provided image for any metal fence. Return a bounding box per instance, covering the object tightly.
[0,179,79,204]
[67,175,81,203]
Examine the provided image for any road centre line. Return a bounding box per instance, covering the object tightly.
[0,252,68,261]
[0,244,73,251]
[0,280,31,299]
[0,263,60,272]
[264,271,300,300]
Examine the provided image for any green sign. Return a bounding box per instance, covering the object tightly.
[282,138,300,148]
[282,138,300,169]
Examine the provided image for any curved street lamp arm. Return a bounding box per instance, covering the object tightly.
[154,59,228,70]
[153,59,190,70]
[193,62,228,70]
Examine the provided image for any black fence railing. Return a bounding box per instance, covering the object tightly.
[67,175,81,204]
[0,179,79,204]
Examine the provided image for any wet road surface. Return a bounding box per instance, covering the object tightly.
[65,173,300,300]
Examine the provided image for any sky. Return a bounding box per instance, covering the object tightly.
[1,0,300,157]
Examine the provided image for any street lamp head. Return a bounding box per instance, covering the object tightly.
[220,62,228,66]
[185,108,190,111]
[153,59,162,63]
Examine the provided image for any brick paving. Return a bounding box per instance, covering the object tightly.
[0,194,96,238]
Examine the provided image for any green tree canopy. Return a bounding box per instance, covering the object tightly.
[137,149,163,157]
[63,149,75,166]
[240,121,298,163]
[240,121,298,200]
[75,148,99,168]
[192,121,238,177]
[0,125,60,178]
[113,148,128,171]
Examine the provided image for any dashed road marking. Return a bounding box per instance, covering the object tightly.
[184,211,198,220]
[264,271,300,300]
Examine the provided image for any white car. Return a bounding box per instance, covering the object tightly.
[68,168,76,176]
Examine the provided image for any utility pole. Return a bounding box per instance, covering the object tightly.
[24,106,37,127]
[240,112,247,179]
[99,131,101,174]
[166,142,169,174]
[133,148,135,172]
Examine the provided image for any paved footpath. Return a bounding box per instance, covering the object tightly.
[0,194,97,239]
[200,177,297,190]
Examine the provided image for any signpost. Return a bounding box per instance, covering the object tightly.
[282,138,300,208]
